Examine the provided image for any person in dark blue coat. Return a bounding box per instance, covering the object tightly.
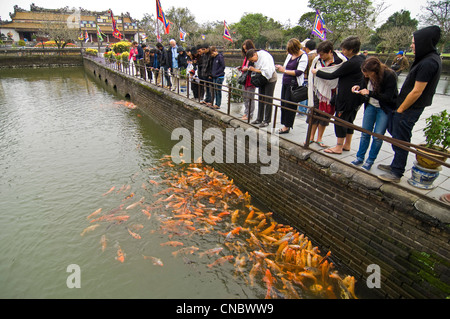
[210,46,225,109]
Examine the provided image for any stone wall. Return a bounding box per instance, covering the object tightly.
[84,58,450,299]
[0,49,83,68]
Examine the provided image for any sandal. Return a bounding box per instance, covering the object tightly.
[316,141,329,148]
[324,148,342,154]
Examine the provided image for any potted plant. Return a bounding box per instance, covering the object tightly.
[408,110,449,189]
[417,109,449,169]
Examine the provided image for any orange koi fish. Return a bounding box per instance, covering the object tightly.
[171,246,199,257]
[160,241,184,247]
[116,245,125,263]
[123,192,135,201]
[86,208,102,220]
[207,255,234,268]
[199,247,223,258]
[102,186,115,196]
[127,228,141,239]
[249,262,262,286]
[126,197,145,210]
[141,209,152,219]
[231,209,240,224]
[218,226,242,241]
[100,235,107,252]
[143,255,164,267]
[106,215,130,223]
[80,224,100,236]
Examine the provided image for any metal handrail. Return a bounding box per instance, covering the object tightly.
[95,54,450,169]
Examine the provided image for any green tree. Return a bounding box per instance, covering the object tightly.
[308,0,377,45]
[165,6,198,44]
[420,0,450,53]
[371,10,418,53]
[233,13,283,48]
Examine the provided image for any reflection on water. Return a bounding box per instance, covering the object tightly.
[0,67,361,299]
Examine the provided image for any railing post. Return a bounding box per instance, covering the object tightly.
[305,104,313,147]
[227,84,231,115]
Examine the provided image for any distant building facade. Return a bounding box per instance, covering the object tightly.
[0,4,139,43]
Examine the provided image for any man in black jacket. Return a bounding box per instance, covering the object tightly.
[378,26,442,183]
[156,42,172,88]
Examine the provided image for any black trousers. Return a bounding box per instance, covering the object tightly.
[256,80,276,123]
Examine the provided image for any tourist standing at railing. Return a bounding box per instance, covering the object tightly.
[156,42,171,89]
[390,51,409,76]
[187,46,201,100]
[238,39,256,121]
[307,41,347,148]
[210,46,226,109]
[144,47,152,82]
[246,49,277,128]
[299,39,317,115]
[129,41,138,76]
[351,57,398,171]
[198,43,213,106]
[137,43,146,80]
[275,38,308,134]
[150,48,161,86]
[311,36,365,154]
[168,39,179,91]
[378,26,442,183]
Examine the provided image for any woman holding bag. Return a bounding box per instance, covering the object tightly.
[275,38,308,134]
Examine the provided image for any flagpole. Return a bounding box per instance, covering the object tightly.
[97,15,101,54]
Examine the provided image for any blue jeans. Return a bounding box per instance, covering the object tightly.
[390,107,424,177]
[356,104,389,164]
[212,76,224,106]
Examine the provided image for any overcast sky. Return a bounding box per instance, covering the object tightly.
[0,0,425,27]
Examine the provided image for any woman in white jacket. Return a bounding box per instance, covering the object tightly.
[275,38,308,134]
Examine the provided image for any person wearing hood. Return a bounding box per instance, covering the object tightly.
[378,25,442,183]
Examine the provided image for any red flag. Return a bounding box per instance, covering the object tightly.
[156,0,170,34]
[223,20,233,42]
[109,9,123,40]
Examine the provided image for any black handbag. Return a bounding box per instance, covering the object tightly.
[237,70,248,85]
[290,85,308,103]
[250,72,268,88]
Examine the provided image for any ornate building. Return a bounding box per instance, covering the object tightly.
[0,4,139,43]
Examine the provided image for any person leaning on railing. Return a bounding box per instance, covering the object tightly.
[311,36,365,154]
[246,48,278,128]
[350,57,398,171]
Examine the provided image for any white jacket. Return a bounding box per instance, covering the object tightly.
[308,51,347,107]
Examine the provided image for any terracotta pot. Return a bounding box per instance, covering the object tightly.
[415,145,448,169]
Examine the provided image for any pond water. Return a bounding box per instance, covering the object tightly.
[0,67,364,299]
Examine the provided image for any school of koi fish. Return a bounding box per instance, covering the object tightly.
[81,155,358,299]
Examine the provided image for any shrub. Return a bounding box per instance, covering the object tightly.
[103,51,113,60]
[121,52,130,62]
[111,41,132,54]
[18,40,26,47]
[86,48,98,56]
